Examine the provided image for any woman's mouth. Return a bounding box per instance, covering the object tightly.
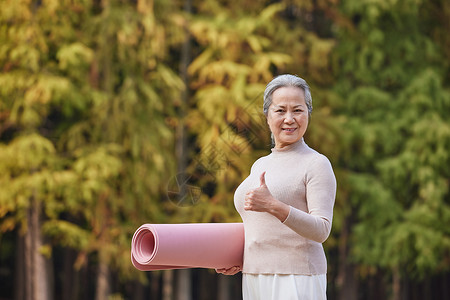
[282,128,297,132]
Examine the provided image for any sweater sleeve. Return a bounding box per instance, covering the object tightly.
[282,155,337,243]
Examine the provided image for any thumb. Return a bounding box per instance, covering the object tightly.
[260,171,267,187]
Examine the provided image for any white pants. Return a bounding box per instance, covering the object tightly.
[242,273,327,300]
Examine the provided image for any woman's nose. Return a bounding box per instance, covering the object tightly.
[284,112,294,123]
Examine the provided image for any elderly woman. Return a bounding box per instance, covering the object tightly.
[217,74,337,300]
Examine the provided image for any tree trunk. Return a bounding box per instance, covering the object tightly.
[217,275,231,300]
[175,0,192,181]
[14,230,25,300]
[176,269,192,300]
[132,279,145,300]
[15,197,52,300]
[368,270,387,300]
[163,270,174,300]
[173,0,193,298]
[62,248,78,300]
[337,214,358,300]
[392,266,401,300]
[150,272,161,300]
[95,259,111,300]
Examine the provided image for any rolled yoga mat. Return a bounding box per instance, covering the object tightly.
[131,223,244,271]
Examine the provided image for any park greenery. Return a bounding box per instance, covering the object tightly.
[0,0,449,299]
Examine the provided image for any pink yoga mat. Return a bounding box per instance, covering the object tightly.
[131,223,244,271]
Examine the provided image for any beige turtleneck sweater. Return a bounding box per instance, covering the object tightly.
[234,139,336,275]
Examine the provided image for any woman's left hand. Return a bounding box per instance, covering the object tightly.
[215,266,241,275]
[244,172,290,222]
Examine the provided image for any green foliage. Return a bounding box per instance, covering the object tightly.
[42,219,91,250]
[332,0,450,280]
[0,0,183,286]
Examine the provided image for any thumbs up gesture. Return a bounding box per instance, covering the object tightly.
[244,172,290,222]
[244,172,275,212]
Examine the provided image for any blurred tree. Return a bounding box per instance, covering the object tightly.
[330,0,450,299]
[0,0,183,299]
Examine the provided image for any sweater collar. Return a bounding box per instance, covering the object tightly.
[271,138,305,154]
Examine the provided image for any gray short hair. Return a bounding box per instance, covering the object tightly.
[263,74,313,117]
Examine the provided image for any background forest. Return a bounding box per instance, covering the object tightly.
[0,0,449,299]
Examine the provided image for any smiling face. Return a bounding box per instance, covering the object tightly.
[267,86,309,149]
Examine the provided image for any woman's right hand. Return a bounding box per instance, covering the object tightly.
[215,266,241,275]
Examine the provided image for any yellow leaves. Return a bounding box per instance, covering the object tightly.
[24,75,71,106]
[0,0,33,22]
[250,52,292,82]
[73,146,123,181]
[156,64,185,94]
[41,0,61,16]
[4,21,48,72]
[185,76,271,221]
[42,219,90,250]
[69,147,121,206]
[190,60,253,87]
[0,216,15,232]
[259,2,286,22]
[246,35,264,53]
[187,48,214,78]
[189,50,290,87]
[307,35,336,83]
[187,3,295,87]
[0,140,74,230]
[9,44,41,72]
[189,13,225,47]
[39,244,52,259]
[61,121,92,151]
[0,133,55,172]
[57,42,94,71]
[189,5,274,52]
[137,0,154,15]
[1,70,82,128]
[309,36,335,68]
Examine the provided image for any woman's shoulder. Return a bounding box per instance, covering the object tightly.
[301,144,334,171]
[249,154,271,173]
[302,142,331,159]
